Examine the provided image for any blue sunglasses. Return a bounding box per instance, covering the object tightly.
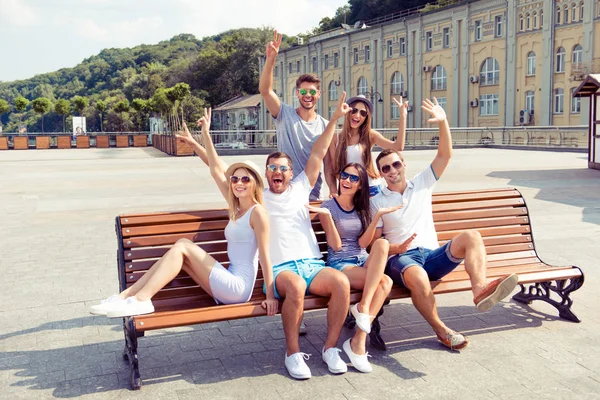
[340,171,360,183]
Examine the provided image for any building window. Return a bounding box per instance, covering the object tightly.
[480,57,500,85]
[519,14,524,31]
[274,65,278,78]
[365,45,371,62]
[572,3,577,21]
[554,88,564,113]
[329,106,337,119]
[533,12,538,29]
[540,10,544,27]
[527,52,536,76]
[443,27,450,47]
[387,40,393,58]
[357,76,368,95]
[525,91,535,112]
[329,81,338,101]
[400,37,406,55]
[288,63,292,73]
[431,65,447,90]
[391,72,404,94]
[564,5,569,24]
[292,86,300,108]
[556,47,566,73]
[474,20,482,41]
[312,57,317,72]
[437,97,447,110]
[572,44,582,64]
[526,13,531,30]
[480,94,499,116]
[495,15,503,37]
[580,2,584,20]
[296,60,301,73]
[426,31,433,51]
[353,48,359,64]
[391,102,400,120]
[571,88,581,113]
[556,7,562,24]
[324,55,329,70]
[334,53,339,68]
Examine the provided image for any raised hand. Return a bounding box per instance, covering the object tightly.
[175,121,194,143]
[304,204,331,215]
[422,97,447,124]
[377,204,403,216]
[331,91,351,121]
[397,233,417,254]
[196,107,212,134]
[392,96,408,120]
[266,29,283,61]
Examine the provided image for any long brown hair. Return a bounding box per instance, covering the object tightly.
[226,167,263,221]
[339,163,372,236]
[333,101,378,179]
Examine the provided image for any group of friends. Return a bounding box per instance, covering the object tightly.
[91,30,519,379]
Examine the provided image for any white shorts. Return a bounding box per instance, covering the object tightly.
[208,261,253,304]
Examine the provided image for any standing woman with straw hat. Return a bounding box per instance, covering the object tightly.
[90,108,278,318]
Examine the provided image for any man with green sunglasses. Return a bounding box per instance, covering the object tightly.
[259,29,334,201]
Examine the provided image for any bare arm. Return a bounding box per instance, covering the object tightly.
[251,206,278,316]
[259,30,282,118]
[325,134,339,197]
[371,97,408,151]
[197,108,230,200]
[176,127,209,166]
[305,92,351,187]
[423,98,452,179]
[306,205,342,251]
[358,205,404,248]
[388,234,418,255]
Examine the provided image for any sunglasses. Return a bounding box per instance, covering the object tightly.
[380,160,403,174]
[340,171,360,183]
[230,175,251,184]
[351,108,368,118]
[298,88,318,96]
[267,164,290,173]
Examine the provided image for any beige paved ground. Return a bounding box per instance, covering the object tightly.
[1,147,599,399]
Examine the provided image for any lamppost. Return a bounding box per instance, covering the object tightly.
[364,86,384,128]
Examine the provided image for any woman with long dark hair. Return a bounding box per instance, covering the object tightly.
[307,162,402,373]
[327,95,407,197]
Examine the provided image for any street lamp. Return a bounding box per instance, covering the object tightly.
[364,86,384,128]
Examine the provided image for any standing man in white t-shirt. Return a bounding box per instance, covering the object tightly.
[259,29,333,201]
[368,98,518,351]
[262,92,351,380]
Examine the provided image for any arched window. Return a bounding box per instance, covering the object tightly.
[328,81,338,101]
[357,77,368,95]
[556,7,562,24]
[391,72,404,94]
[519,14,524,31]
[526,13,531,30]
[533,12,538,28]
[554,88,564,114]
[480,57,500,85]
[571,87,581,113]
[324,54,329,70]
[556,47,566,72]
[391,102,400,120]
[580,1,584,20]
[527,52,536,76]
[572,44,583,64]
[525,90,535,112]
[572,3,577,21]
[564,5,569,24]
[431,65,447,90]
[540,10,544,27]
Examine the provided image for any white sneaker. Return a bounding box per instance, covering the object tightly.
[350,303,373,334]
[322,347,347,374]
[90,295,123,316]
[284,352,311,380]
[343,339,372,373]
[106,297,154,318]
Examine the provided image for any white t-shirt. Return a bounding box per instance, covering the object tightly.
[263,171,322,266]
[370,165,439,251]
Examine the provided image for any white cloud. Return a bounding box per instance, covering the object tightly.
[0,0,40,26]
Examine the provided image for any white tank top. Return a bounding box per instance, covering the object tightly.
[345,143,382,187]
[224,204,259,283]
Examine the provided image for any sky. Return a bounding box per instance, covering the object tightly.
[0,0,349,82]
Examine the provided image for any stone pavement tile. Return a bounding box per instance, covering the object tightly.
[556,376,600,398]
[258,337,286,352]
[219,324,252,337]
[178,333,215,351]
[136,363,194,390]
[188,358,229,385]
[238,327,277,344]
[200,344,236,361]
[208,332,243,349]
[231,341,266,355]
[64,363,104,381]
[219,353,264,379]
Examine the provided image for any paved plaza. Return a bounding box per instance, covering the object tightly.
[1,147,599,399]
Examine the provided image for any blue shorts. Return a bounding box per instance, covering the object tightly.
[385,241,463,287]
[328,254,368,271]
[264,258,327,299]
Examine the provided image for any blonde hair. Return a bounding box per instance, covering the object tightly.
[226,167,263,220]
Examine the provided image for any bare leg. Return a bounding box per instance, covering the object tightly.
[276,271,307,355]
[403,265,452,338]
[449,230,487,296]
[121,238,217,301]
[308,268,350,350]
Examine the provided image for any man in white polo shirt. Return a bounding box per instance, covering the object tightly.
[369,98,518,350]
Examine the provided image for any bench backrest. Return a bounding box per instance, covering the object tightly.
[116,187,536,313]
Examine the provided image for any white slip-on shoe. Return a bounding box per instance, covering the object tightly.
[350,303,373,334]
[90,295,123,316]
[284,352,311,380]
[106,297,154,318]
[322,347,348,374]
[343,338,372,373]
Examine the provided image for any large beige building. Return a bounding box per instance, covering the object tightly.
[258,0,600,129]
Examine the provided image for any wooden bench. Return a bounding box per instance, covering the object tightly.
[115,187,584,389]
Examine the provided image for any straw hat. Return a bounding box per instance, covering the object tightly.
[225,160,264,190]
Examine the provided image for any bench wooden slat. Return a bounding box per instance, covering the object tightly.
[435,216,529,231]
[431,189,521,203]
[120,210,229,227]
[433,198,525,212]
[125,230,227,248]
[122,220,229,237]
[437,225,531,240]
[433,207,527,222]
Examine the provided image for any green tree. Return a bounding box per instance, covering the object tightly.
[54,99,71,133]
[131,98,148,131]
[14,96,29,112]
[72,96,89,133]
[0,99,9,129]
[113,99,130,132]
[31,97,52,133]
[95,100,107,132]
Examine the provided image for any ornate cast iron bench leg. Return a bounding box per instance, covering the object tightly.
[512,271,584,323]
[123,317,142,390]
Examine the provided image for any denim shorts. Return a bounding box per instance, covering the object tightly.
[264,258,327,299]
[385,241,463,287]
[328,254,368,271]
